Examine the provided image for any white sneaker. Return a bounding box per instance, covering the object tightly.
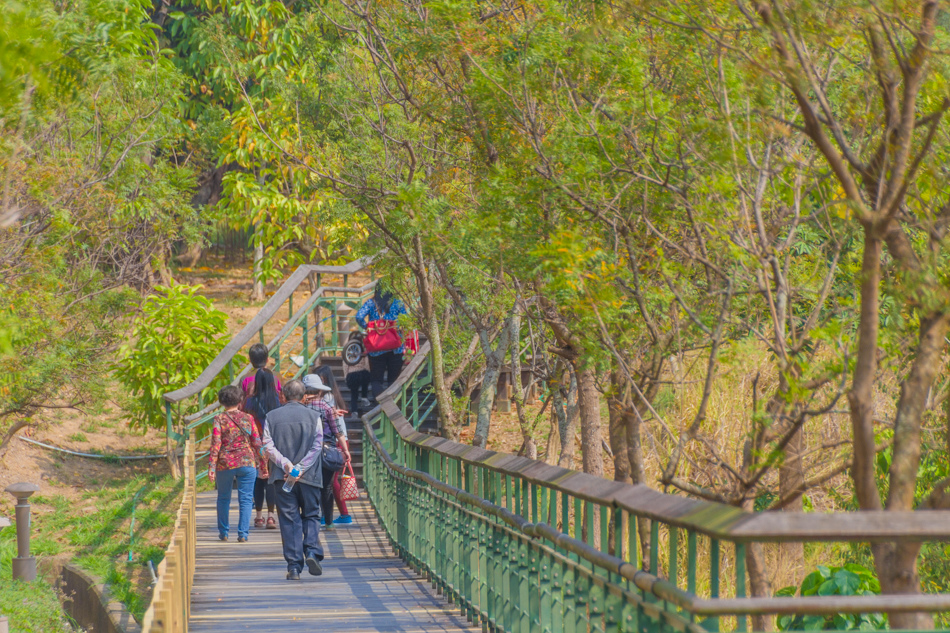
[358,398,372,409]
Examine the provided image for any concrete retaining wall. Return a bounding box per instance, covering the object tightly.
[58,564,142,633]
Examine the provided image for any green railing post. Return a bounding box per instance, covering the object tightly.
[331,302,339,350]
[687,531,697,595]
[165,401,173,441]
[259,327,264,345]
[227,358,233,383]
[551,554,565,633]
[735,543,747,633]
[589,577,605,633]
[649,521,659,577]
[302,314,309,368]
[669,527,679,588]
[704,539,721,632]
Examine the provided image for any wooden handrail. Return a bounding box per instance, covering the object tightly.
[140,437,197,632]
[164,255,378,404]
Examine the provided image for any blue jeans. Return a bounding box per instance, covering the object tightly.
[216,465,257,540]
[275,481,324,572]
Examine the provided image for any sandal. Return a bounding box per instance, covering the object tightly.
[254,517,265,528]
[266,516,277,529]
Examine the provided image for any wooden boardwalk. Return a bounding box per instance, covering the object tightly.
[188,491,477,632]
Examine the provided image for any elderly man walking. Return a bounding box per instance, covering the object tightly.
[262,379,325,580]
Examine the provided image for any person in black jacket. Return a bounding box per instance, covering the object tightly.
[244,368,281,529]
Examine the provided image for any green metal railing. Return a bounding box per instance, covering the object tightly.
[162,256,379,472]
[363,344,950,633]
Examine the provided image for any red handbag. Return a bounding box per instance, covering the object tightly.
[339,462,360,501]
[364,319,402,353]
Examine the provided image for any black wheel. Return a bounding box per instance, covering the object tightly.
[343,340,364,366]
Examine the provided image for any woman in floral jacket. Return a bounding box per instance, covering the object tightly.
[209,385,267,542]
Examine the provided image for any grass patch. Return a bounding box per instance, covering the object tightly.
[0,542,77,632]
[67,432,87,443]
[1,474,183,622]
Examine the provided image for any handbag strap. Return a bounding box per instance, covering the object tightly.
[224,411,257,457]
[343,461,356,478]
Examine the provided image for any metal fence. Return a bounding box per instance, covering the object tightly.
[363,344,950,633]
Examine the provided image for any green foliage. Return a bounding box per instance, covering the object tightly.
[776,564,886,631]
[117,282,228,431]
[0,570,75,633]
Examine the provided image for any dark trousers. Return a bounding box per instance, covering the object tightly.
[274,481,324,572]
[254,477,275,513]
[320,465,337,524]
[369,352,404,398]
[346,370,371,411]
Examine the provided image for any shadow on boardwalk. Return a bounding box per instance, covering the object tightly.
[189,491,476,632]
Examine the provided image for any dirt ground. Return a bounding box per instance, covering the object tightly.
[0,404,169,520]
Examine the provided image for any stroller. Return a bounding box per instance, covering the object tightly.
[342,331,366,366]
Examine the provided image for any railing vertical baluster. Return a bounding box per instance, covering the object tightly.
[530,484,538,523]
[585,501,594,550]
[600,505,609,554]
[331,301,339,350]
[477,517,489,629]
[650,520,659,577]
[551,551,565,633]
[539,545,554,633]
[518,478,527,519]
[513,476,521,516]
[518,539,531,633]
[302,314,308,368]
[573,497,583,549]
[574,566,589,633]
[589,577,605,633]
[707,539,721,632]
[560,491,569,537]
[735,543,747,633]
[626,511,638,568]
[539,486,548,527]
[687,531,697,595]
[669,527,679,588]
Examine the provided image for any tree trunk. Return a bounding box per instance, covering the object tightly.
[608,370,632,484]
[848,233,883,511]
[557,367,578,468]
[251,225,265,302]
[576,365,604,477]
[165,429,181,479]
[874,314,947,630]
[474,360,500,448]
[778,427,805,573]
[509,308,537,459]
[177,241,203,268]
[411,242,458,439]
[0,418,31,463]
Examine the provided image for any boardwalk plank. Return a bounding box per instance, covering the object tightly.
[189,491,477,633]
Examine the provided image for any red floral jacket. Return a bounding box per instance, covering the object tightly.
[209,410,266,476]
